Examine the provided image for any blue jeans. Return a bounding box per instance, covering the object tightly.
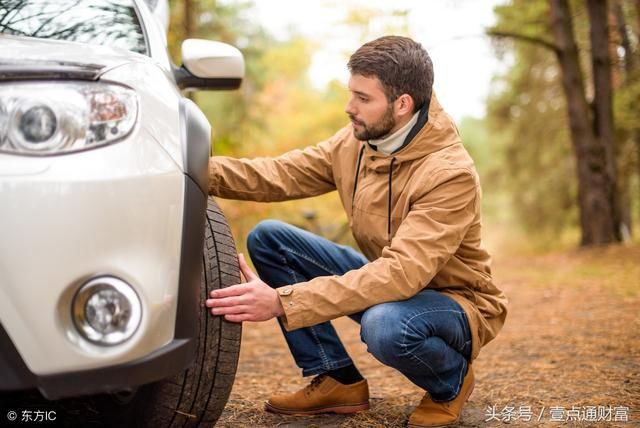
[247,220,472,402]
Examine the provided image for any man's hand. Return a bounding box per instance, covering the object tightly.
[205,253,284,323]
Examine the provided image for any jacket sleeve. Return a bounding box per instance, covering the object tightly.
[208,130,345,202]
[277,167,478,330]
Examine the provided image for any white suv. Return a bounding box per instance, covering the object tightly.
[0,0,243,426]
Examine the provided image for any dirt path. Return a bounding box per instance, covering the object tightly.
[216,245,640,427]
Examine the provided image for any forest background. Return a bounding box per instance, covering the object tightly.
[168,0,640,254]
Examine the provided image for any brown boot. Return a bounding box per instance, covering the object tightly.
[407,365,475,427]
[264,374,370,415]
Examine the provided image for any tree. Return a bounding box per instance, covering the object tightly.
[587,0,620,232]
[489,0,627,246]
[637,0,640,34]
[168,0,275,155]
[613,0,640,237]
[487,39,578,243]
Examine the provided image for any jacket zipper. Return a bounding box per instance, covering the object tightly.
[387,157,397,242]
[351,145,365,213]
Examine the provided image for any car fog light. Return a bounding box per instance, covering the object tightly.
[72,277,142,346]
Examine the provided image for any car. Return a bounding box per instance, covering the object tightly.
[0,0,244,426]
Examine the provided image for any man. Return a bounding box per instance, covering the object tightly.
[205,35,507,427]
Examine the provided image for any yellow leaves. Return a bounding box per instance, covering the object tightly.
[261,38,315,81]
[343,7,410,43]
[240,37,349,156]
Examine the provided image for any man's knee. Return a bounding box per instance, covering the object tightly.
[360,304,407,364]
[247,219,288,256]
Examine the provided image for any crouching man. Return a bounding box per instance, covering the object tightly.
[206,35,508,427]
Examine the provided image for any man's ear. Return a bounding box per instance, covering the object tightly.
[395,94,415,116]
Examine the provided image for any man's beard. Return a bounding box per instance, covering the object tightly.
[350,103,396,141]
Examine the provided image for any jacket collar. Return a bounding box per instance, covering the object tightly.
[355,93,462,173]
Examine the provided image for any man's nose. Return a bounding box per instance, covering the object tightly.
[345,99,356,116]
[344,96,358,116]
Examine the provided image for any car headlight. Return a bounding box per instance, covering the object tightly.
[72,276,142,346]
[0,82,137,155]
[0,101,7,143]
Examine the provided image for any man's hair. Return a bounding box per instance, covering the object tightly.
[347,35,433,112]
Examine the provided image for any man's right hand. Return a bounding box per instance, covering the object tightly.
[205,253,285,322]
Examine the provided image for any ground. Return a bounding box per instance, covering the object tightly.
[216,244,640,427]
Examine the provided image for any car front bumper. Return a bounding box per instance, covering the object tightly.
[0,128,207,398]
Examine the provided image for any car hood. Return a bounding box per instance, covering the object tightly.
[0,35,145,81]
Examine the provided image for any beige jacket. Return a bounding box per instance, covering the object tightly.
[208,95,507,360]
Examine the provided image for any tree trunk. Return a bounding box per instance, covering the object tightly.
[184,0,194,38]
[636,0,640,226]
[587,0,623,240]
[613,0,637,239]
[637,0,640,38]
[613,0,636,73]
[549,0,620,245]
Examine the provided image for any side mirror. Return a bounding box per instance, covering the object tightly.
[174,39,245,91]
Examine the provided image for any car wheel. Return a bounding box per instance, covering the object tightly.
[137,197,242,427]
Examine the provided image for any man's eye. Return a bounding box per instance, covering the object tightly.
[359,96,368,102]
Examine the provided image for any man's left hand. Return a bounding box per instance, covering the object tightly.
[205,253,284,323]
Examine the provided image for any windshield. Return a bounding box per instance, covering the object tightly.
[0,0,147,55]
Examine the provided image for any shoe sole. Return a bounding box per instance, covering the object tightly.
[264,401,370,416]
[406,379,475,428]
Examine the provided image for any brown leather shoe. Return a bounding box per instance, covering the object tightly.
[407,365,475,427]
[264,374,370,415]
